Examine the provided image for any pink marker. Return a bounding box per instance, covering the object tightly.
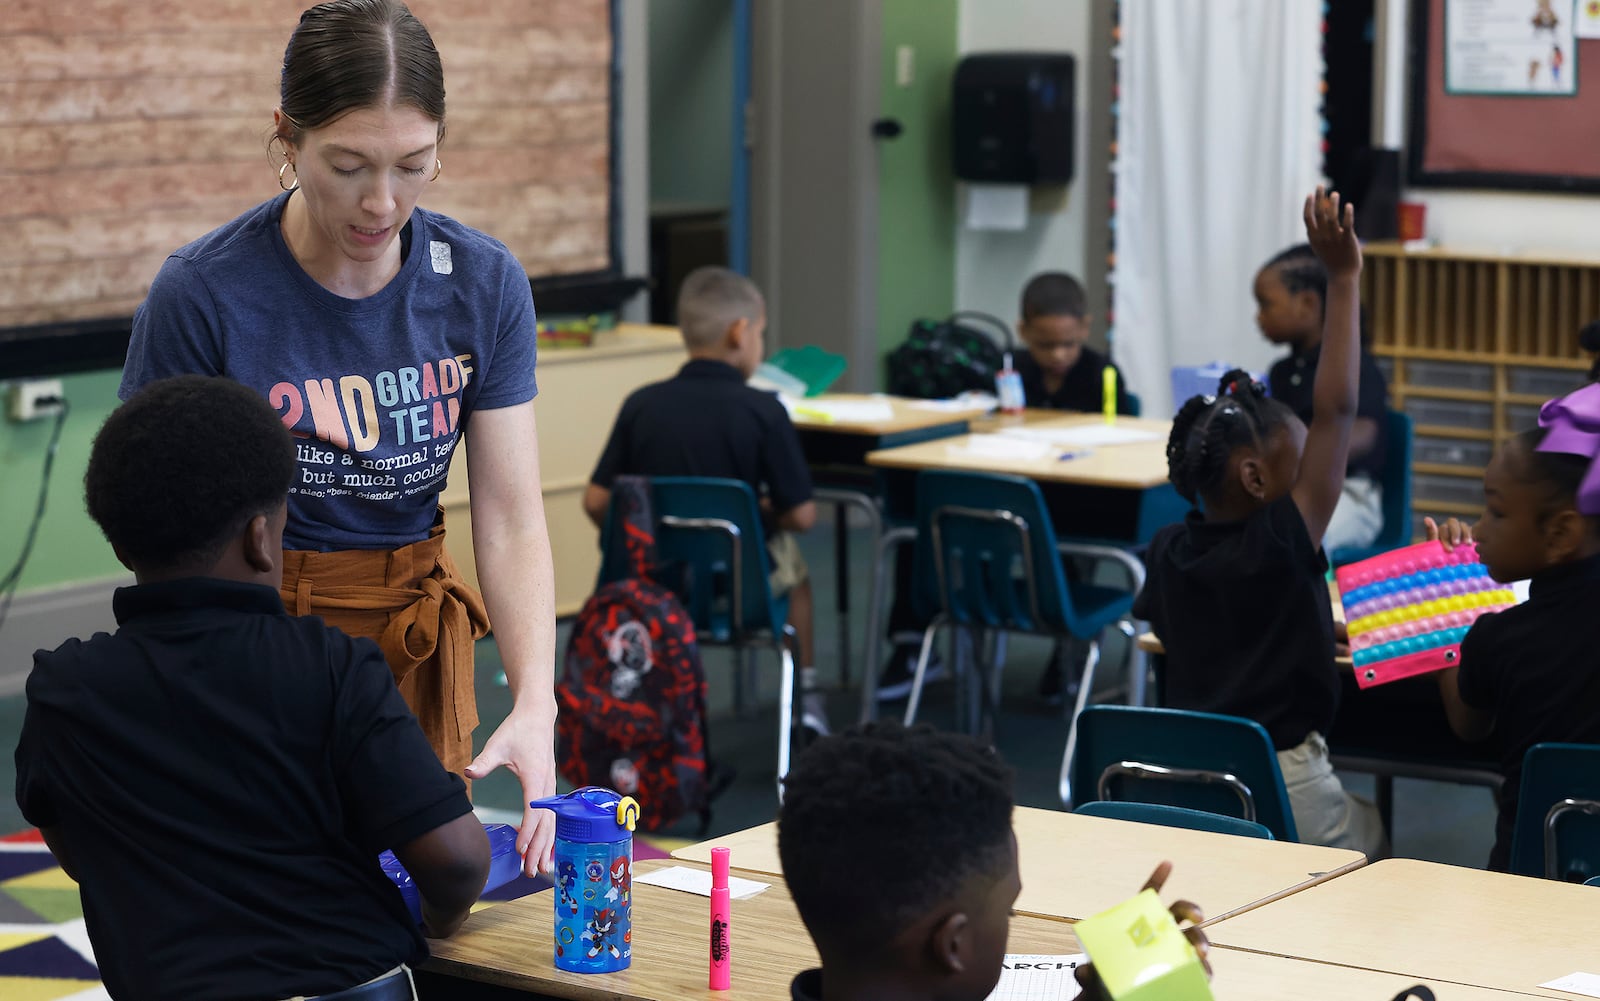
[710,847,732,990]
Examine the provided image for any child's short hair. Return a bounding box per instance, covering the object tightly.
[676,266,765,350]
[777,720,1015,955]
[1021,272,1088,322]
[86,375,294,575]
[1167,369,1296,505]
[1261,243,1372,342]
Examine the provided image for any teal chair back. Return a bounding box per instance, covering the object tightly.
[599,476,788,643]
[1074,800,1275,840]
[1510,742,1600,882]
[909,470,1134,641]
[1067,705,1299,842]
[1587,875,1600,887]
[1330,410,1414,565]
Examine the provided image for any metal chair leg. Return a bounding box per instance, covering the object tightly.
[859,525,915,725]
[1115,618,1147,707]
[813,487,884,695]
[776,625,799,803]
[1058,636,1102,809]
[902,616,945,726]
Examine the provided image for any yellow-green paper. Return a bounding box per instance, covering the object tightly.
[1073,888,1212,1001]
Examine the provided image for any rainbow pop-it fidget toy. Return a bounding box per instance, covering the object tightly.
[1335,540,1517,688]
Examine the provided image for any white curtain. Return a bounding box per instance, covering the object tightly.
[1114,0,1324,418]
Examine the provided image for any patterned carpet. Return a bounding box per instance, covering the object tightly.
[0,827,686,998]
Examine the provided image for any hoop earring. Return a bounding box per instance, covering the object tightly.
[430,158,443,182]
[278,160,298,192]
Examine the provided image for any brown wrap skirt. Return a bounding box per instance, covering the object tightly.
[279,515,490,775]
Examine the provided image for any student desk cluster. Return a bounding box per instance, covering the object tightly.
[419,808,1590,999]
[785,395,1186,721]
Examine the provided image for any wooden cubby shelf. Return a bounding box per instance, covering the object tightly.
[1362,243,1597,535]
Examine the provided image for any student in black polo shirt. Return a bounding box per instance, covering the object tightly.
[583,266,825,735]
[15,376,490,1000]
[1015,271,1134,415]
[1428,396,1600,871]
[1258,243,1391,551]
[1134,189,1386,859]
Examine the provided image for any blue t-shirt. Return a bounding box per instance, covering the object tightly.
[121,192,538,551]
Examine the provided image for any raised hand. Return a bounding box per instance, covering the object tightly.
[1303,185,1362,279]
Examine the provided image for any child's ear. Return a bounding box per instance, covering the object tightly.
[1236,454,1268,500]
[1542,507,1588,563]
[929,909,971,975]
[242,513,278,575]
[725,316,749,351]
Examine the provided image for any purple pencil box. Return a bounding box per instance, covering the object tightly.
[379,822,522,923]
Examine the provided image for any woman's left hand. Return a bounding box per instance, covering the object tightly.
[467,703,559,876]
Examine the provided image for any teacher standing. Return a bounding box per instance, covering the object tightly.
[120,0,559,874]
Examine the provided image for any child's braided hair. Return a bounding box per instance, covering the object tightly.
[1167,369,1294,505]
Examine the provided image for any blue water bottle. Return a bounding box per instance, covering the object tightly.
[529,787,641,973]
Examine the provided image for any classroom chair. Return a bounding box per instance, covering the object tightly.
[1509,742,1600,882]
[597,476,800,801]
[1073,800,1275,840]
[1329,410,1414,566]
[1064,705,1300,842]
[1587,875,1600,888]
[898,470,1142,763]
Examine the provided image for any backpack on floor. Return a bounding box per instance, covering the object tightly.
[556,477,709,831]
[885,311,1014,399]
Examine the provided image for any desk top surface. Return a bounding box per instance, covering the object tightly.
[865,414,1174,488]
[1205,858,1600,997]
[786,393,993,436]
[537,323,685,366]
[674,807,1366,924]
[1206,948,1560,1001]
[425,858,1082,1001]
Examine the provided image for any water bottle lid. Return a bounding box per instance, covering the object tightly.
[528,786,640,843]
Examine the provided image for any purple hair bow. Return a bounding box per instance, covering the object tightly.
[1538,383,1600,514]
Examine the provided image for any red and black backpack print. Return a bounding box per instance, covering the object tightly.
[557,476,709,831]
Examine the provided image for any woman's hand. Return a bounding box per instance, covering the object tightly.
[466,700,559,876]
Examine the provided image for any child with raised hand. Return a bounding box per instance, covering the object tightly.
[1256,242,1391,551]
[1133,188,1387,858]
[1423,385,1600,871]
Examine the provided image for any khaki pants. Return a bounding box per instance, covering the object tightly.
[766,530,809,597]
[1277,731,1389,859]
[279,514,490,776]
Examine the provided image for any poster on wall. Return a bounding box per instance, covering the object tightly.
[1579,0,1600,38]
[1445,0,1577,94]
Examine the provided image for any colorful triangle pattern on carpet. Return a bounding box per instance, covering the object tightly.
[0,826,678,996]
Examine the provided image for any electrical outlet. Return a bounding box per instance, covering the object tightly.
[7,379,65,422]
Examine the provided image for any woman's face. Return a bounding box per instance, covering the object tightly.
[280,103,441,268]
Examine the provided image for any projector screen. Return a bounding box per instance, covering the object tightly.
[2,0,615,358]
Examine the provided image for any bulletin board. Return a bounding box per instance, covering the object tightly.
[1,0,621,377]
[1408,0,1600,193]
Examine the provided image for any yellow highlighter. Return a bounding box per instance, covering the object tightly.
[1103,365,1118,424]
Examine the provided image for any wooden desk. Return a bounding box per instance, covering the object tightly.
[1207,949,1552,1001]
[866,413,1174,489]
[423,858,1084,1000]
[1206,858,1600,997]
[673,807,1367,925]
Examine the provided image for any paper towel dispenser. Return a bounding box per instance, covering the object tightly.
[952,52,1075,185]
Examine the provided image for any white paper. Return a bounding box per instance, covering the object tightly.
[965,183,1029,231]
[782,398,896,424]
[1579,0,1600,39]
[999,425,1164,447]
[949,434,1056,461]
[985,954,1086,1001]
[633,865,770,900]
[905,397,995,413]
[1446,0,1577,95]
[1541,971,1600,997]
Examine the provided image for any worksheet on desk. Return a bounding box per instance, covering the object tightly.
[999,425,1164,447]
[986,955,1085,1001]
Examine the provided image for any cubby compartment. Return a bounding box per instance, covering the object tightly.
[1402,360,1494,392]
[1507,365,1584,399]
[1505,403,1543,432]
[1405,398,1493,431]
[1412,473,1484,508]
[1412,435,1494,468]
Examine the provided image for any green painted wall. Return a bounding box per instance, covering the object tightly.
[876,0,959,384]
[648,0,734,208]
[1,370,125,593]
